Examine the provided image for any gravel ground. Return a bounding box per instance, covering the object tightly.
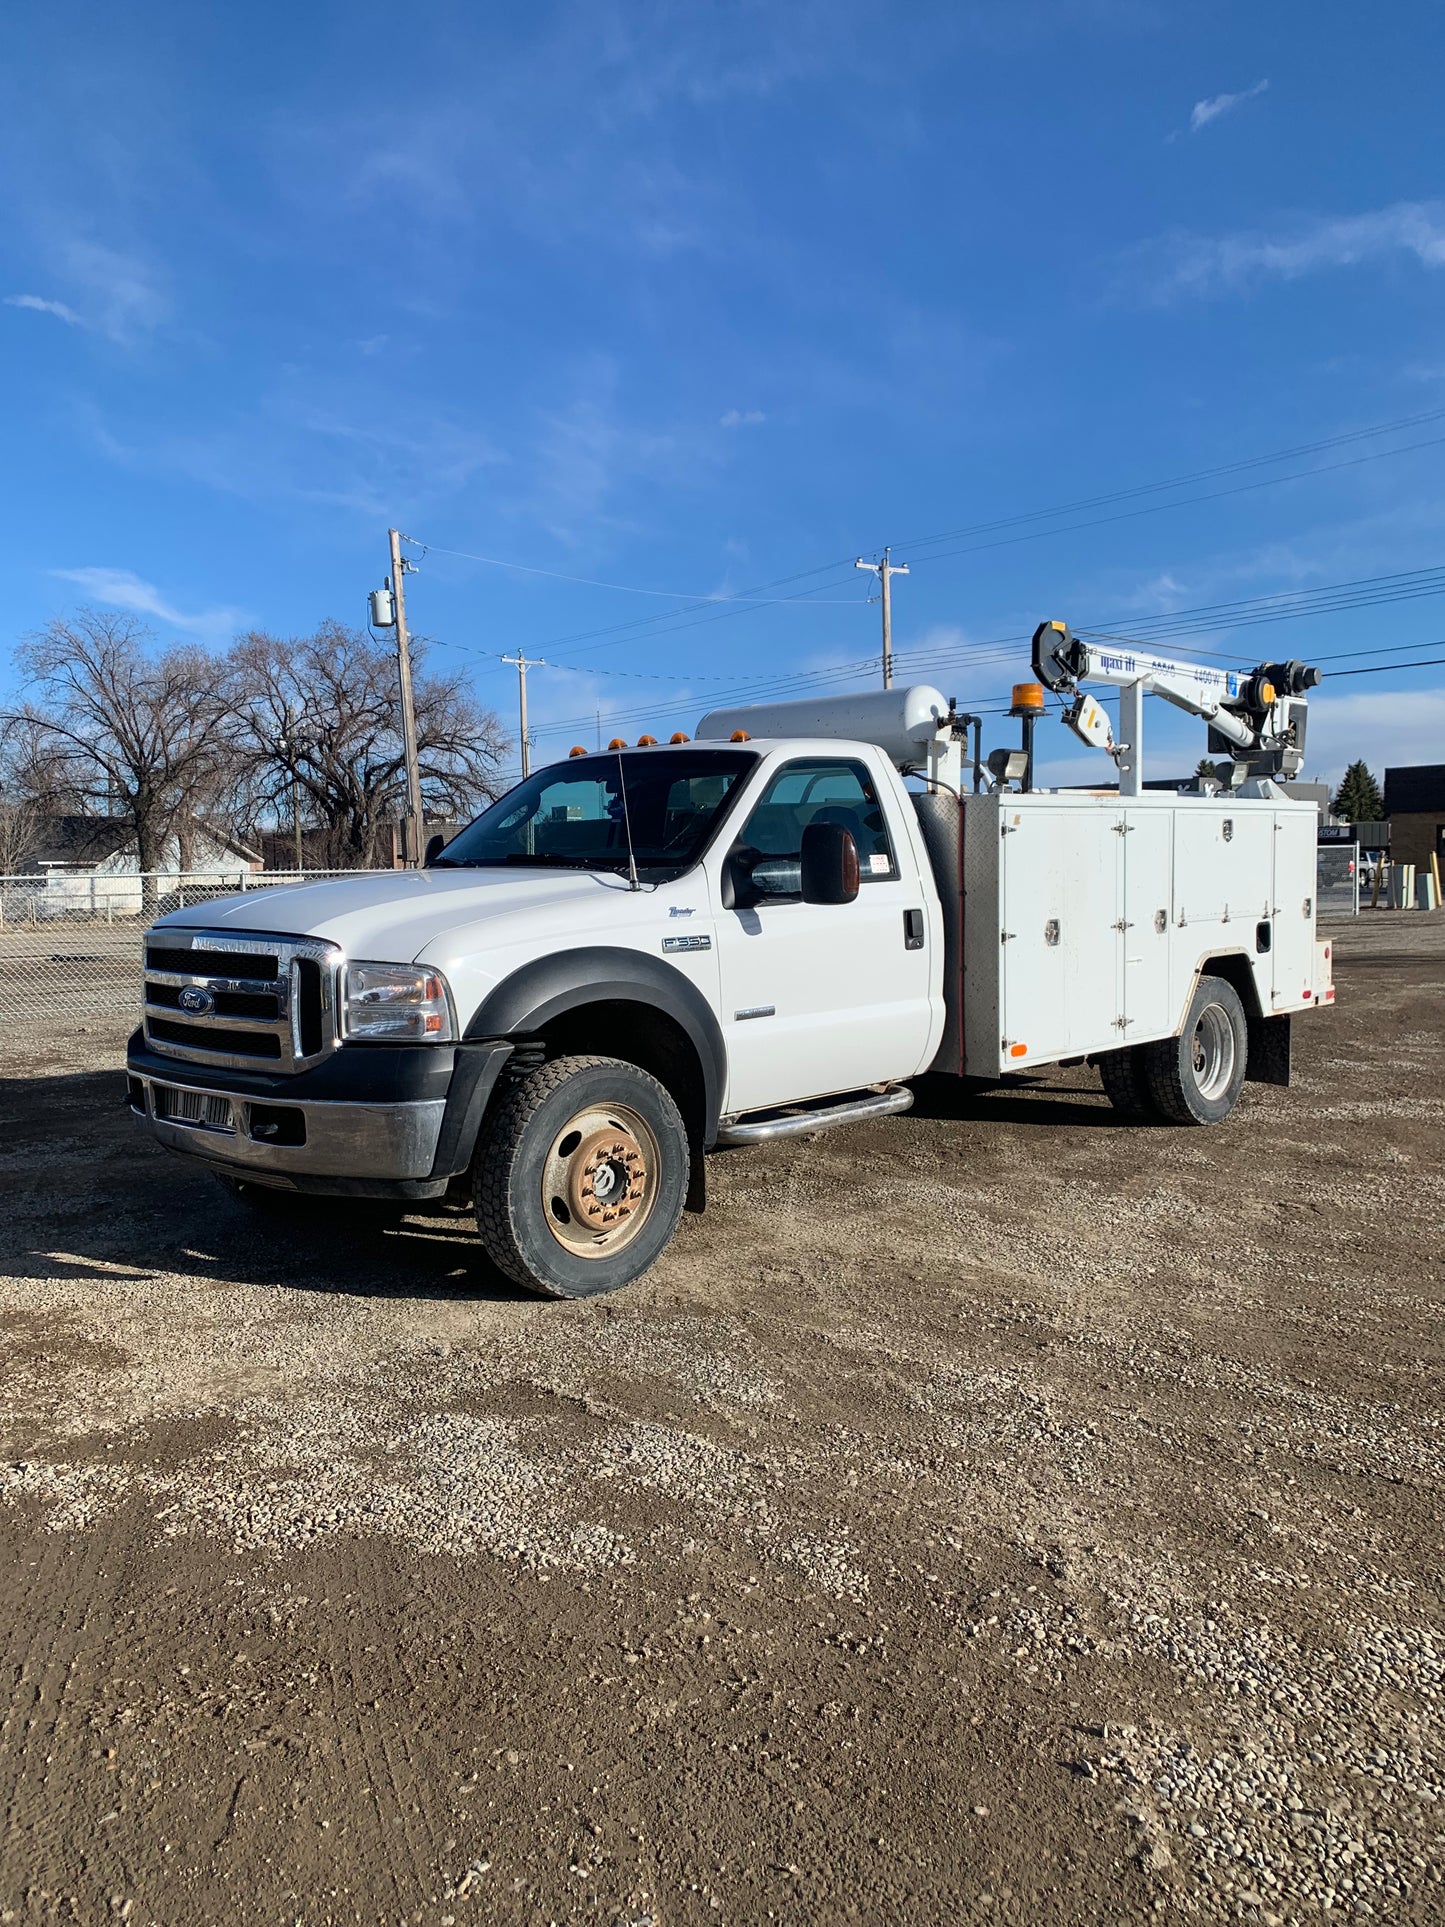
[0,913,1441,1926]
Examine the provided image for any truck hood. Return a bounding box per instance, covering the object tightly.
[154,867,642,962]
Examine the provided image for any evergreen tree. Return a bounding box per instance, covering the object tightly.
[1331,759,1383,823]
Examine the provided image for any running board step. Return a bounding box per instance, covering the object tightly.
[716,1085,914,1146]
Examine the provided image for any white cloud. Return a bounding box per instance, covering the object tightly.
[719,408,766,428]
[1123,200,1445,303]
[5,243,167,343]
[1296,685,1445,789]
[50,568,244,643]
[1189,79,1268,134]
[4,293,84,326]
[62,239,167,342]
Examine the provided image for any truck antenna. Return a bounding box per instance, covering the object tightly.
[616,750,640,891]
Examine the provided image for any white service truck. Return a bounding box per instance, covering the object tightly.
[126,623,1334,1296]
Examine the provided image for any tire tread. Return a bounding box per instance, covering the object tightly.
[1140,975,1247,1126]
[473,1053,685,1295]
[1097,1048,1153,1118]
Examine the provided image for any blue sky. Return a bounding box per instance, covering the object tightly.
[3,0,1444,789]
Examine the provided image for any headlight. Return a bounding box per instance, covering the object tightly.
[343,962,456,1042]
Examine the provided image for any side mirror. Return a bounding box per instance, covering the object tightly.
[800,822,859,905]
[423,832,446,868]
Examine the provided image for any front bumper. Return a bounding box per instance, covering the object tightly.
[125,1033,512,1199]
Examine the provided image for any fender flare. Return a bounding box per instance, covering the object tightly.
[464,946,727,1146]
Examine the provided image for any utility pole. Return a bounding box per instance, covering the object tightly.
[501,653,544,778]
[388,529,425,865]
[855,546,910,690]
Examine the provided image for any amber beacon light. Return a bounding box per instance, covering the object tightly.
[1009,681,1046,716]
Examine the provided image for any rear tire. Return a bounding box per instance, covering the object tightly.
[472,1054,689,1298]
[1140,975,1248,1125]
[1097,1047,1155,1118]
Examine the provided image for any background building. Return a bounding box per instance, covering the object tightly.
[1384,766,1445,866]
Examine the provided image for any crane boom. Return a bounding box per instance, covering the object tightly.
[1031,621,1321,795]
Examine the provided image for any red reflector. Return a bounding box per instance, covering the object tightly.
[1302,989,1312,999]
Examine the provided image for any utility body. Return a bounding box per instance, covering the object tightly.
[127,624,1334,1296]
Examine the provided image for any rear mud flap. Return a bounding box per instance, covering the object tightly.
[1246,1012,1291,1087]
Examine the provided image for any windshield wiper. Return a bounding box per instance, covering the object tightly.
[497,853,634,870]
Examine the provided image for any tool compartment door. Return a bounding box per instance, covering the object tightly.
[1271,807,1319,1008]
[1121,808,1173,1040]
[999,804,1121,1063]
[1173,807,1273,932]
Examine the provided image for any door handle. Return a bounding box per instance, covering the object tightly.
[903,908,925,950]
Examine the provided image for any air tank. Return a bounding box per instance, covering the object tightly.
[695,684,951,770]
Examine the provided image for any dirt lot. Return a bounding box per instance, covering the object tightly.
[1,916,1441,1927]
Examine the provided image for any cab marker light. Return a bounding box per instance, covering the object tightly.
[608,737,628,750]
[670,731,690,743]
[637,734,658,746]
[569,745,588,757]
[730,729,751,742]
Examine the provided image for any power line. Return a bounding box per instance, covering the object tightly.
[403,536,867,605]
[1329,652,1445,678]
[484,420,1445,671]
[900,434,1445,569]
[891,404,1445,552]
[516,568,1445,748]
[408,406,1445,675]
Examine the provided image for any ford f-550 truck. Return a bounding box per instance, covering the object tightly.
[126,624,1333,1297]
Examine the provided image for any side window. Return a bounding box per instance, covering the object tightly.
[732,758,897,898]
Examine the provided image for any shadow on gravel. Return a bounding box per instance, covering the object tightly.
[909,1072,1133,1129]
[0,1067,537,1305]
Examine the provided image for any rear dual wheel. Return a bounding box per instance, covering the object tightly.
[1098,974,1248,1126]
[473,1054,689,1297]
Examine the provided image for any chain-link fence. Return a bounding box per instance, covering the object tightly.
[1316,844,1360,919]
[0,871,387,1070]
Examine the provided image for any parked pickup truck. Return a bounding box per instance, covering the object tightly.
[127,641,1332,1297]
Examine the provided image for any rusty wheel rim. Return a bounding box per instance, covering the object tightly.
[540,1102,660,1259]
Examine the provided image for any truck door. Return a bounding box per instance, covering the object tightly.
[1121,809,1173,1040]
[709,755,934,1113]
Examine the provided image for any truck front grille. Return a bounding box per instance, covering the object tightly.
[142,929,340,1072]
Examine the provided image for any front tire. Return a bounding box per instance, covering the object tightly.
[472,1054,689,1297]
[1140,975,1248,1125]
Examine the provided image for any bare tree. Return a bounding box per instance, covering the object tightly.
[1,610,237,909]
[0,783,41,876]
[228,622,508,868]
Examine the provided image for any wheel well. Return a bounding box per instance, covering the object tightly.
[1194,951,1263,1022]
[532,1001,708,1209]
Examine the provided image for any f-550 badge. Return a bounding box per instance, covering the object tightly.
[661,934,711,953]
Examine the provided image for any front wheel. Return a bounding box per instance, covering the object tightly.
[1139,975,1248,1125]
[472,1054,689,1297]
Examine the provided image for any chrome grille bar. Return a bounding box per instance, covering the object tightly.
[141,928,341,1073]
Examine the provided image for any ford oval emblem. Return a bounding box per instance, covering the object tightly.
[178,985,215,1015]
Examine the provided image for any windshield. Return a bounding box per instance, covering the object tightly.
[435,748,757,877]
